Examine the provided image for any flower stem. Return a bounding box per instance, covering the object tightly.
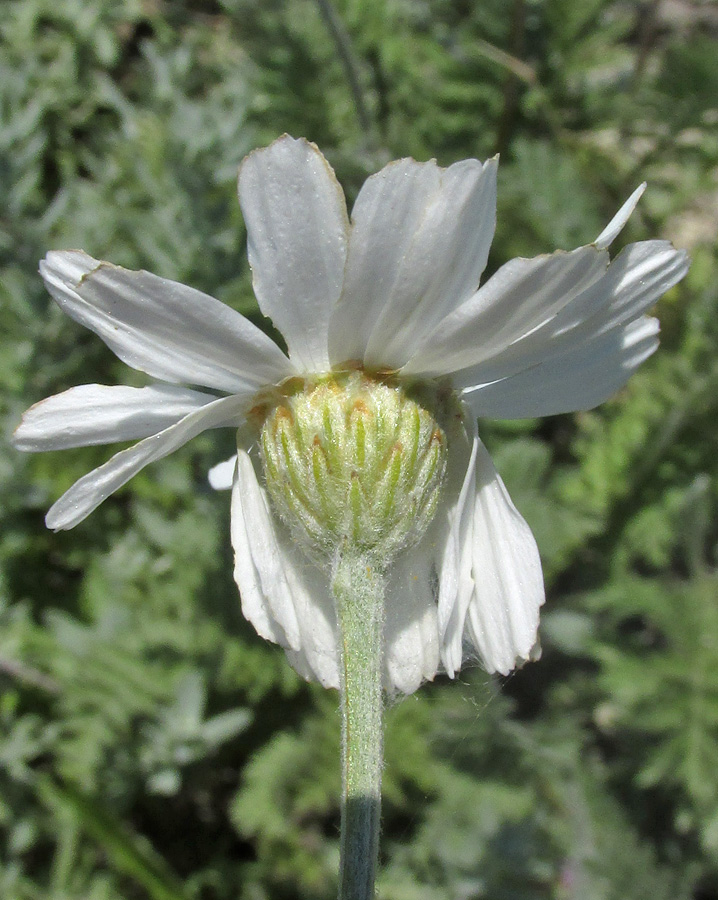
[332,550,385,900]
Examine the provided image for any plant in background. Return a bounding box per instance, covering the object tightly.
[13,134,688,899]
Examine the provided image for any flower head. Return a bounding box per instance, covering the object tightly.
[14,135,689,694]
[257,370,450,562]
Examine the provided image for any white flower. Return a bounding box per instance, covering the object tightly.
[13,135,689,695]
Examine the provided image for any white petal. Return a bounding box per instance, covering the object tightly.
[40,251,292,393]
[13,384,216,451]
[465,316,660,419]
[231,443,448,693]
[330,157,498,369]
[328,158,442,366]
[403,245,609,377]
[453,240,688,393]
[231,450,302,648]
[46,393,248,530]
[548,240,687,338]
[230,456,294,647]
[384,539,441,695]
[280,550,340,690]
[230,450,447,694]
[231,449,340,687]
[238,136,349,373]
[208,455,237,490]
[436,415,480,678]
[230,487,286,647]
[594,183,646,249]
[463,441,544,675]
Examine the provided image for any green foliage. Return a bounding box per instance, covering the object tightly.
[2,0,717,898]
[230,692,340,899]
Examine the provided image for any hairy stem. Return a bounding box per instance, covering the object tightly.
[332,550,385,900]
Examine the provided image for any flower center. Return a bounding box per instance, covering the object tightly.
[256,371,449,564]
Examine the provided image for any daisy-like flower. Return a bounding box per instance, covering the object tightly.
[14,135,689,696]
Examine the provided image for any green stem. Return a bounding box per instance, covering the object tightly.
[332,550,385,900]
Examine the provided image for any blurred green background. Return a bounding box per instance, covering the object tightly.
[1,0,717,897]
